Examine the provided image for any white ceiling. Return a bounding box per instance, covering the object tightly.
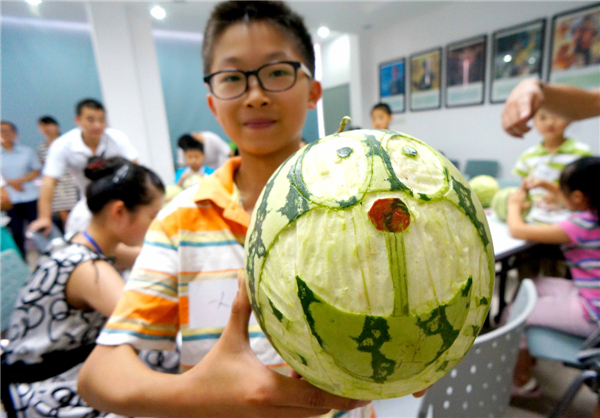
[1,1,450,41]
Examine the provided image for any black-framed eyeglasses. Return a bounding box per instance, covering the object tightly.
[203,61,313,100]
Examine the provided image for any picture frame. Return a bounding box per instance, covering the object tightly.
[409,47,442,111]
[445,35,487,108]
[490,19,546,103]
[549,3,600,90]
[378,58,406,113]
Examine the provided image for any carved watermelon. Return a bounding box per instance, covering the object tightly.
[245,121,495,399]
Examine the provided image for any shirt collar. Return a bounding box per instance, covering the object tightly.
[194,157,250,227]
[72,128,107,155]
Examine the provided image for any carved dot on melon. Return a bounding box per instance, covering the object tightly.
[368,198,411,232]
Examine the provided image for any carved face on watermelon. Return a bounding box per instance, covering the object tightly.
[245,126,495,399]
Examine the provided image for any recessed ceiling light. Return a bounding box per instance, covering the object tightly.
[318,26,330,39]
[151,5,166,20]
[26,0,42,5]
[503,54,512,63]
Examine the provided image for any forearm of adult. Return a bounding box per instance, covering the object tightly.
[542,85,600,121]
[79,345,184,417]
[18,170,41,183]
[37,176,57,220]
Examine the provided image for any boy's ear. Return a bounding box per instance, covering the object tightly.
[307,80,322,111]
[207,93,220,122]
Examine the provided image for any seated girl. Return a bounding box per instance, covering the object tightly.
[1,157,164,418]
[507,156,600,397]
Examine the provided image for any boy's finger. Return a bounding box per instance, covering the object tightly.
[273,374,370,411]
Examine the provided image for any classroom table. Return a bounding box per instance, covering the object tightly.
[486,212,536,323]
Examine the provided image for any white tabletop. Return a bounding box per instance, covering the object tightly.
[486,212,534,261]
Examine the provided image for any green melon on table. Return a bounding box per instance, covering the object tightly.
[469,175,500,208]
[245,118,495,399]
[491,187,532,221]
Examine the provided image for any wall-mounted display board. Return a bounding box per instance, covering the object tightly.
[445,35,487,108]
[549,3,600,90]
[490,19,546,103]
[379,58,406,113]
[410,47,442,111]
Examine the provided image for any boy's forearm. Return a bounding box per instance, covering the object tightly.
[79,345,187,417]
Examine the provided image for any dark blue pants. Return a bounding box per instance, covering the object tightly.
[7,200,38,258]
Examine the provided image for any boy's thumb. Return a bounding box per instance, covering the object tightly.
[222,270,252,346]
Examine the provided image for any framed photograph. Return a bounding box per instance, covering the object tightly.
[379,58,406,113]
[410,47,442,111]
[549,3,600,90]
[445,35,487,108]
[490,19,546,103]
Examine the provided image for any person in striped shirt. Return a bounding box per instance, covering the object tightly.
[512,108,593,206]
[79,2,426,417]
[506,156,600,397]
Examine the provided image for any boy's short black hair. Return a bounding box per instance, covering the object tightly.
[0,121,17,133]
[202,1,315,77]
[178,134,204,154]
[38,116,59,126]
[371,102,392,115]
[76,99,105,116]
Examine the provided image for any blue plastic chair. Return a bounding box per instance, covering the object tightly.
[464,160,500,179]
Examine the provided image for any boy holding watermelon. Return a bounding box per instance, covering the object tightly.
[80,2,426,416]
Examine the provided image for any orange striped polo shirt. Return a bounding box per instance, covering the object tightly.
[97,158,284,370]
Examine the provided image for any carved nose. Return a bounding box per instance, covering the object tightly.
[368,198,410,232]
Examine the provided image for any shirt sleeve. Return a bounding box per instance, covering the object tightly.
[42,140,68,179]
[512,153,529,178]
[112,130,139,162]
[97,212,180,351]
[557,214,586,244]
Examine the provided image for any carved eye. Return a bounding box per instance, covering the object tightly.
[381,135,448,198]
[294,134,372,208]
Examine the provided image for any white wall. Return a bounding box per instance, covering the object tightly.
[360,1,599,179]
[321,33,364,127]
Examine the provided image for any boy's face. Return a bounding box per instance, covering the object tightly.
[207,22,321,157]
[185,149,205,172]
[371,109,392,130]
[533,108,570,142]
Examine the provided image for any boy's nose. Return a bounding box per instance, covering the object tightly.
[244,76,270,108]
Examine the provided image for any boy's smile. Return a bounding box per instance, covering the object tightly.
[207,22,321,158]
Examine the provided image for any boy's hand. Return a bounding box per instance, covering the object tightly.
[522,177,546,191]
[182,271,370,417]
[502,78,544,138]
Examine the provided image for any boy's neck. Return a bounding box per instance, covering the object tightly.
[234,142,299,215]
[542,135,566,152]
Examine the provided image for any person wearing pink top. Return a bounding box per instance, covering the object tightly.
[506,156,600,397]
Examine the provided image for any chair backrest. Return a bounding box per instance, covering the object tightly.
[464,160,500,179]
[1,249,31,332]
[417,279,537,418]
